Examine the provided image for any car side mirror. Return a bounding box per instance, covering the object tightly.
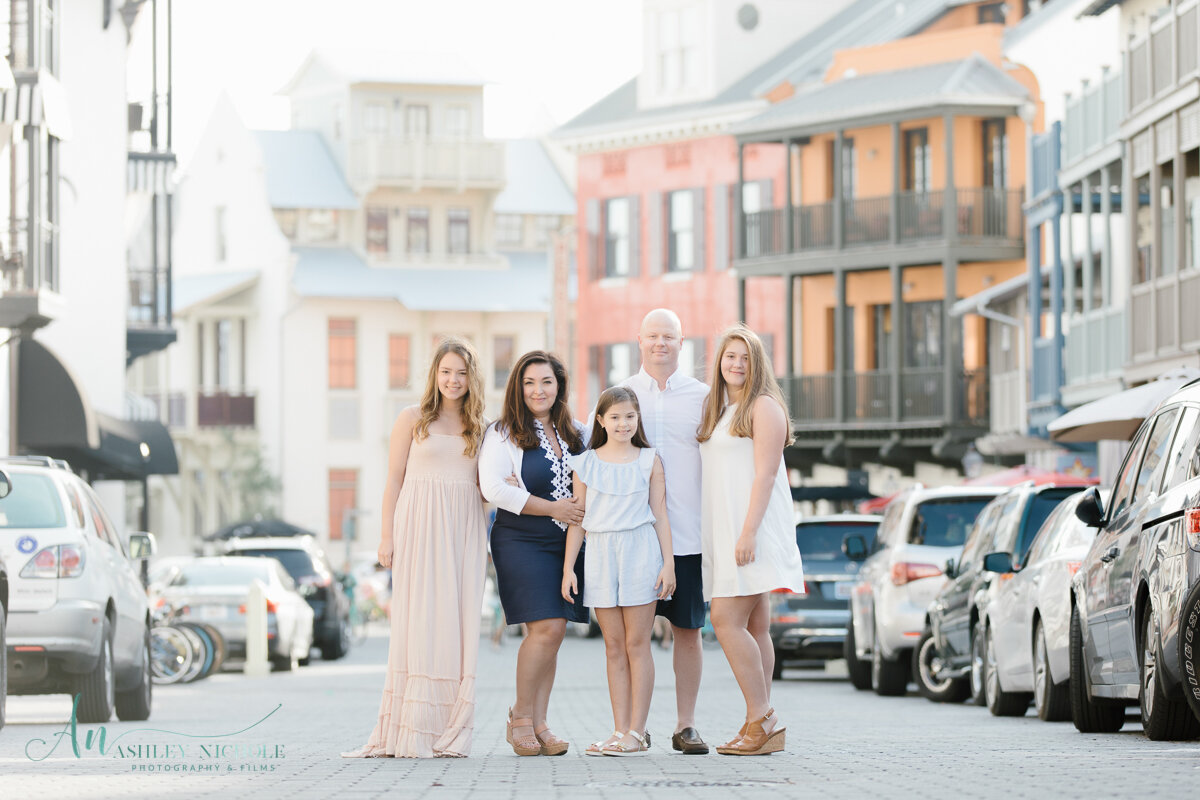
[842,534,869,561]
[1074,487,1104,528]
[982,551,1014,574]
[944,558,957,579]
[127,531,158,561]
[0,468,10,499]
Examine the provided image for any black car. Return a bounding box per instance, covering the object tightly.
[0,468,12,731]
[223,536,352,660]
[921,483,1087,705]
[769,514,880,680]
[1071,383,1200,740]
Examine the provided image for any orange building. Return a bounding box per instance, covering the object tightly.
[731,23,1041,471]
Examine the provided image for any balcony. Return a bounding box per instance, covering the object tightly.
[145,391,256,429]
[782,367,988,428]
[1130,270,1200,362]
[1127,0,1199,115]
[347,136,505,191]
[0,215,62,330]
[1061,70,1122,171]
[740,188,1023,264]
[1032,338,1059,404]
[1065,307,1126,387]
[990,370,1025,437]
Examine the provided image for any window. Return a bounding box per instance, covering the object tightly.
[957,500,1000,575]
[405,104,429,137]
[496,213,523,246]
[657,6,701,92]
[1160,162,1176,276]
[274,209,298,239]
[446,105,470,138]
[215,206,227,262]
[388,334,411,389]
[904,300,943,368]
[668,190,695,271]
[366,207,389,255]
[215,320,231,389]
[493,335,515,389]
[909,497,995,548]
[842,138,857,200]
[1136,174,1153,283]
[84,487,125,555]
[328,469,358,541]
[448,208,470,255]
[679,336,707,380]
[1016,488,1084,563]
[364,103,388,135]
[872,304,892,369]
[0,473,66,528]
[306,209,337,243]
[1165,407,1200,488]
[978,2,1005,23]
[1110,423,1152,520]
[605,343,637,387]
[407,208,429,254]
[605,197,630,277]
[533,215,560,247]
[904,128,930,193]
[983,119,1008,188]
[1132,408,1182,503]
[328,318,357,389]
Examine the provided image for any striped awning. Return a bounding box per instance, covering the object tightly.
[0,70,72,139]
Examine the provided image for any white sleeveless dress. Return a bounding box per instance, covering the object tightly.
[699,403,804,600]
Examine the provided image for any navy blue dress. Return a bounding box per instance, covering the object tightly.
[490,424,588,625]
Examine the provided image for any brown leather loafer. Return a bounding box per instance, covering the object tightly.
[671,727,709,754]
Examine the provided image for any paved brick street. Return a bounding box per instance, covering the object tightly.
[1,627,1196,799]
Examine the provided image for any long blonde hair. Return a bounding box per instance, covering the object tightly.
[414,337,486,457]
[696,324,794,444]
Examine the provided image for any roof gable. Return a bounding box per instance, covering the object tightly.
[281,49,484,95]
[252,130,357,210]
[494,140,575,216]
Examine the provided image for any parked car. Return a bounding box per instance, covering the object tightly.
[1071,384,1200,740]
[980,490,1108,721]
[769,514,881,680]
[844,485,1003,695]
[921,483,1088,706]
[159,556,314,672]
[0,456,155,723]
[222,536,351,660]
[0,467,10,732]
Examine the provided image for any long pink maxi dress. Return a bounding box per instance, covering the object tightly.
[343,432,487,758]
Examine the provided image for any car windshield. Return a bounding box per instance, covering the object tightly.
[796,522,878,562]
[232,548,316,580]
[0,473,66,529]
[169,561,271,587]
[1017,488,1082,558]
[910,498,994,547]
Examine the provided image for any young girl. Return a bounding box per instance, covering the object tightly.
[561,387,675,757]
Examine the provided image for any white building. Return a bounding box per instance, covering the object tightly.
[146,52,574,560]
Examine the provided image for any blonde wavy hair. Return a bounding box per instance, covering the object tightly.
[696,324,794,445]
[414,337,485,457]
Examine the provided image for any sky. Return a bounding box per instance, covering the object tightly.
[141,0,644,160]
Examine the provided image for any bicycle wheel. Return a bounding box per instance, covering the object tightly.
[150,626,194,685]
[175,623,217,682]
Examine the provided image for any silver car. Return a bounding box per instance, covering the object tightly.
[0,457,155,723]
[980,490,1108,719]
[159,556,314,671]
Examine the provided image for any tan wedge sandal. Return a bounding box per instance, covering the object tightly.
[534,726,570,756]
[715,709,785,756]
[506,708,541,757]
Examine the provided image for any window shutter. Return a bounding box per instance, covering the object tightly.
[628,195,641,277]
[586,198,601,280]
[713,184,729,271]
[693,187,706,271]
[647,191,663,275]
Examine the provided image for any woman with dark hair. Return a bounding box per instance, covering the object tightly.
[478,350,587,756]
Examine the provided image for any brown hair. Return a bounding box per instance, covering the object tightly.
[588,387,652,450]
[696,323,794,445]
[498,350,584,453]
[413,337,486,457]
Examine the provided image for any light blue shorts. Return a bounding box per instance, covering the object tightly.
[583,523,666,608]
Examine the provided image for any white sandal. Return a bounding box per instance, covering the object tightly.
[602,730,649,757]
[585,730,622,757]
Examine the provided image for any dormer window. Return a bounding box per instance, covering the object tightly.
[657,5,701,93]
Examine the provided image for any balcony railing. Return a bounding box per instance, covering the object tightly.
[1131,270,1200,360]
[1065,307,1126,386]
[1032,338,1058,404]
[1062,70,1122,169]
[990,370,1024,436]
[783,366,987,426]
[127,266,169,327]
[145,391,255,429]
[347,136,505,190]
[1127,0,1199,114]
[740,187,1022,259]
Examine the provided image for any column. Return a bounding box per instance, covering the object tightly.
[943,258,958,421]
[1149,127,1160,353]
[890,262,903,422]
[1050,213,1064,407]
[737,276,746,324]
[1063,186,1077,385]
[833,130,844,250]
[943,114,956,240]
[785,140,795,252]
[735,143,745,259]
[891,121,901,244]
[834,269,846,423]
[1082,174,1094,316]
[1100,163,1113,309]
[1176,137,1186,346]
[785,273,795,377]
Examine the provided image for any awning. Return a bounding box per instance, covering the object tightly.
[1047,368,1200,442]
[17,338,178,480]
[1,70,73,139]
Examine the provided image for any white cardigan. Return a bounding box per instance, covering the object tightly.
[478,420,584,515]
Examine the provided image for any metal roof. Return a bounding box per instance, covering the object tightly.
[173,270,259,313]
[732,55,1032,140]
[253,130,358,210]
[555,0,954,137]
[494,140,575,216]
[291,247,550,313]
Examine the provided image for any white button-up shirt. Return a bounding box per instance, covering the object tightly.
[619,367,708,556]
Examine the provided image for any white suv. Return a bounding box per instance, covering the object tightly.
[0,457,156,723]
[844,485,1003,695]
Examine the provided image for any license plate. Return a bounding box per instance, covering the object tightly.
[197,605,229,620]
[834,582,854,600]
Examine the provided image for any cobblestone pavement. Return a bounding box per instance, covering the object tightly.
[1,625,1196,799]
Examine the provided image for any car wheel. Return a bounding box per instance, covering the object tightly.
[116,624,153,721]
[0,604,7,732]
[270,653,297,672]
[871,622,909,696]
[1140,605,1200,740]
[1178,581,1200,723]
[844,620,872,691]
[1069,603,1124,733]
[970,620,987,706]
[1033,619,1070,722]
[984,623,1031,717]
[914,629,969,703]
[321,619,351,660]
[77,617,116,724]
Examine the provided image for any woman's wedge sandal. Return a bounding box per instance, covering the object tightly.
[534,726,570,756]
[506,708,541,757]
[716,709,785,756]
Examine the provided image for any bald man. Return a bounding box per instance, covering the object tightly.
[617,308,710,754]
